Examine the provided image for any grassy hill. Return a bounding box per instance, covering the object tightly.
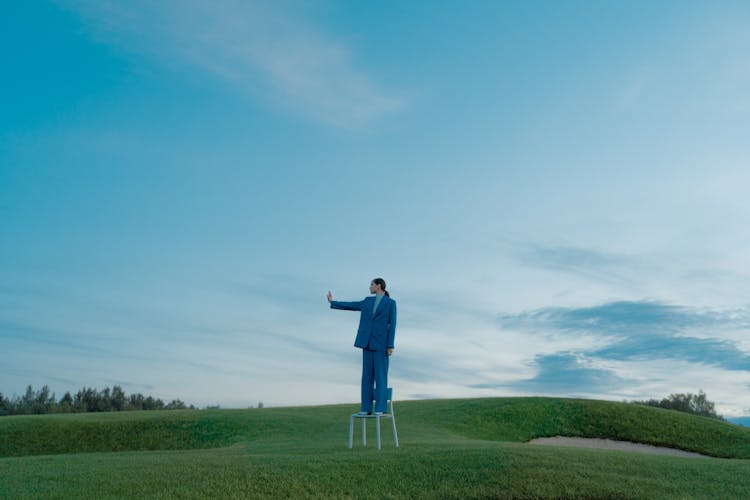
[2,397,749,498]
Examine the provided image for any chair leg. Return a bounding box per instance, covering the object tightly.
[376,416,381,450]
[391,415,399,448]
[348,415,354,449]
[362,418,366,446]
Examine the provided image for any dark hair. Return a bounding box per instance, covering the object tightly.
[372,277,389,297]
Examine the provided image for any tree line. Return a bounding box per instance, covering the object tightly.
[632,390,723,420]
[0,385,195,416]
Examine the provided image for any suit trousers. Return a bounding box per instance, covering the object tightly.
[361,348,389,413]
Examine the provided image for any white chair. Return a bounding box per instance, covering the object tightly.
[348,387,399,450]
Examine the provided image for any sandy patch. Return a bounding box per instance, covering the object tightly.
[528,437,711,459]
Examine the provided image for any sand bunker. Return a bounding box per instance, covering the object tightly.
[528,437,711,458]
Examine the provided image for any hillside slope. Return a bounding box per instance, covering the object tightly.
[2,397,749,459]
[3,398,750,498]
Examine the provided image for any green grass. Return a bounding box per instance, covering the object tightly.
[1,397,749,498]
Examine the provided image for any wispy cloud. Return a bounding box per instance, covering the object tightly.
[514,243,634,285]
[0,320,114,357]
[499,301,748,338]
[0,369,79,392]
[62,0,403,127]
[591,335,750,371]
[473,352,632,394]
[498,301,750,397]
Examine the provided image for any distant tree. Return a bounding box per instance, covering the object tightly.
[0,384,195,416]
[0,393,9,416]
[59,392,74,413]
[165,399,188,410]
[35,385,56,414]
[129,393,145,410]
[1,385,57,415]
[633,390,723,420]
[142,396,164,411]
[110,386,127,411]
[98,387,110,412]
[257,401,264,409]
[75,387,100,412]
[20,385,35,414]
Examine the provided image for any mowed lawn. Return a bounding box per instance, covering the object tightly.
[2,397,750,498]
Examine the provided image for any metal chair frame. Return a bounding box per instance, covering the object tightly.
[348,387,399,450]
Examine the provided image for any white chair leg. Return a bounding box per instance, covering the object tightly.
[362,417,366,446]
[376,416,381,450]
[391,415,399,448]
[348,415,354,449]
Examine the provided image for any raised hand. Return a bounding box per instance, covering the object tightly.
[327,290,333,303]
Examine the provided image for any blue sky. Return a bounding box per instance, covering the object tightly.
[2,1,750,416]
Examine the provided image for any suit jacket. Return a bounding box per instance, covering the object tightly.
[330,295,397,351]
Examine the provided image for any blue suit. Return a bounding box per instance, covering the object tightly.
[331,295,397,413]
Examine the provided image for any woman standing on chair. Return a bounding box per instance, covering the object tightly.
[327,278,396,415]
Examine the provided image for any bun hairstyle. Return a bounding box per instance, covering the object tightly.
[372,277,389,297]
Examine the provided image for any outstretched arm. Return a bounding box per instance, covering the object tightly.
[327,291,365,311]
[330,300,365,311]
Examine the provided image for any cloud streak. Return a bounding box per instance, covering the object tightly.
[514,243,635,285]
[473,352,632,394]
[498,300,750,396]
[62,0,403,126]
[499,301,750,337]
